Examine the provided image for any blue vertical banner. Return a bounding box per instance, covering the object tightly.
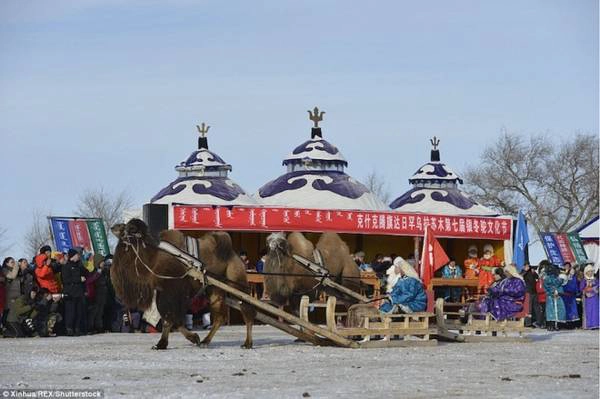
[539,232,564,266]
[512,210,529,271]
[49,218,74,253]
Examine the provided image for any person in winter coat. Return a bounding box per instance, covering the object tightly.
[85,254,108,334]
[4,286,40,337]
[543,262,567,331]
[479,264,526,321]
[560,262,580,326]
[522,262,544,328]
[34,254,60,294]
[379,257,427,314]
[441,258,463,302]
[62,249,86,336]
[580,265,599,329]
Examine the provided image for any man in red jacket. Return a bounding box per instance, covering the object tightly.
[34,253,60,294]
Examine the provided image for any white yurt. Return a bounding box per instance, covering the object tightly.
[151,124,258,206]
[256,107,388,211]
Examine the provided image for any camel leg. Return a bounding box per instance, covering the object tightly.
[240,302,255,349]
[199,288,226,348]
[178,326,201,346]
[153,320,172,350]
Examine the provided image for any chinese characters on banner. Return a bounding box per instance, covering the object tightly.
[49,217,111,256]
[172,206,513,240]
[540,231,589,265]
[567,232,589,264]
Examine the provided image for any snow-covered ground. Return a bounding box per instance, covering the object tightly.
[0,326,598,399]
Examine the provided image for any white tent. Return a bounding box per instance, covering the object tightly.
[577,216,599,271]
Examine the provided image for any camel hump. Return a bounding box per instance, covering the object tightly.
[287,232,315,258]
[211,231,235,262]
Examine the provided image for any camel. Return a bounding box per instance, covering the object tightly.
[264,231,361,310]
[110,219,255,350]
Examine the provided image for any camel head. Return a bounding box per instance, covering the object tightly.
[266,232,290,256]
[111,218,157,247]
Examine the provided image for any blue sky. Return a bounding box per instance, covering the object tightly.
[0,0,598,260]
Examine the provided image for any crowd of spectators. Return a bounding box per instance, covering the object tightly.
[0,245,150,338]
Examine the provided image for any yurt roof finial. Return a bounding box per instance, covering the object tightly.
[308,106,325,138]
[430,136,441,162]
[196,122,210,149]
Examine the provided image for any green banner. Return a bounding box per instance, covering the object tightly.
[567,232,588,264]
[87,219,110,257]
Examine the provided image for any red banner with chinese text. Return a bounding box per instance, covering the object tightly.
[172,206,512,240]
[554,233,576,263]
[68,219,93,251]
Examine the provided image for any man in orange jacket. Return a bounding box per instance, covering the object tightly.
[34,252,60,294]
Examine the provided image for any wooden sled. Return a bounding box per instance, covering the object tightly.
[299,291,438,348]
[434,293,531,343]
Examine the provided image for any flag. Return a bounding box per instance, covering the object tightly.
[512,210,529,271]
[420,225,450,286]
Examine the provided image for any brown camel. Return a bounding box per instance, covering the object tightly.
[111,219,255,350]
[264,231,361,310]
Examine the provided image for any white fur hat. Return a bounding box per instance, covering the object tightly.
[483,244,494,254]
[393,256,420,280]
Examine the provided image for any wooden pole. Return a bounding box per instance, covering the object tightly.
[414,236,421,276]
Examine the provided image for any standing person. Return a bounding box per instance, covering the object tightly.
[441,258,463,302]
[86,254,108,334]
[62,249,86,336]
[34,253,60,294]
[522,262,544,328]
[17,258,35,296]
[478,244,500,295]
[560,262,580,327]
[580,265,599,330]
[255,249,267,274]
[0,258,9,329]
[535,265,547,328]
[542,261,566,331]
[2,257,20,326]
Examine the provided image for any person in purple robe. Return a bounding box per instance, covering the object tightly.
[559,262,580,324]
[580,265,599,330]
[478,264,526,321]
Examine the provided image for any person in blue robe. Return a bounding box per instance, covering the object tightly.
[559,262,580,323]
[441,258,463,302]
[542,262,566,331]
[379,257,427,314]
[478,264,526,320]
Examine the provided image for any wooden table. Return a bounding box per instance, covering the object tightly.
[246,271,381,300]
[428,278,480,302]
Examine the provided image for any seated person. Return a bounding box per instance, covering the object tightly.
[441,258,463,302]
[4,286,40,337]
[477,264,526,321]
[379,257,427,314]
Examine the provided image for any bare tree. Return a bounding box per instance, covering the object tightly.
[463,130,599,233]
[24,210,53,259]
[364,170,391,204]
[75,187,133,241]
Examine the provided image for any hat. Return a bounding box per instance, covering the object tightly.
[355,251,365,258]
[483,244,494,254]
[584,265,595,279]
[393,256,420,280]
[67,248,79,260]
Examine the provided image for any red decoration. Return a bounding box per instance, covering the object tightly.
[420,226,450,286]
[172,205,513,240]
